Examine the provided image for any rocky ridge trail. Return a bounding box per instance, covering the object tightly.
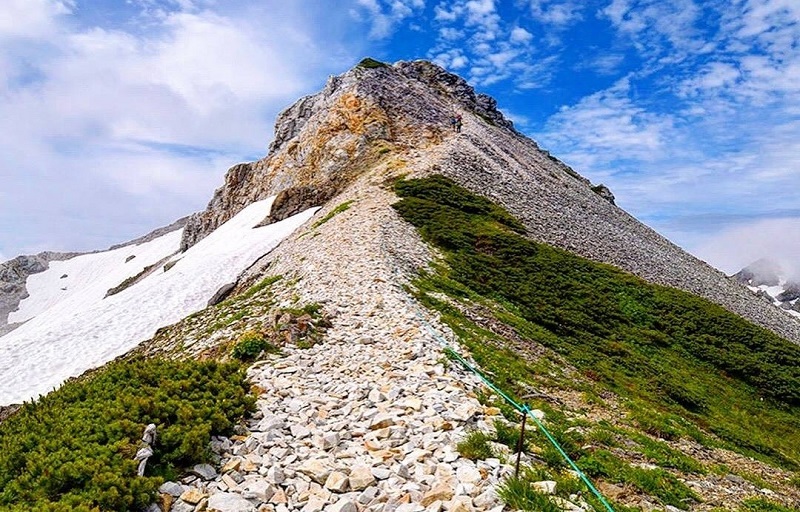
[161,331,521,512]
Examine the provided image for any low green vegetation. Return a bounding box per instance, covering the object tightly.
[231,330,278,361]
[740,498,800,512]
[356,57,388,69]
[457,430,494,460]
[498,477,561,512]
[0,358,254,511]
[312,201,354,229]
[393,176,800,506]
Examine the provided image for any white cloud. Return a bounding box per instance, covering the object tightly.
[526,0,584,26]
[0,0,72,40]
[691,218,800,277]
[601,0,708,61]
[354,0,426,39]
[430,0,556,88]
[538,77,675,168]
[0,1,356,257]
[510,26,533,43]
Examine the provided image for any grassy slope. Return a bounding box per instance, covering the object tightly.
[393,176,800,510]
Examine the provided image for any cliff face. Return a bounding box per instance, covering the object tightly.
[180,60,540,250]
[179,59,800,345]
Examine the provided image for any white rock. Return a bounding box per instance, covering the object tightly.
[291,425,312,439]
[455,466,481,484]
[302,496,328,512]
[298,460,331,485]
[324,471,350,493]
[532,480,557,494]
[267,465,286,485]
[207,492,257,512]
[241,479,275,501]
[349,465,377,491]
[371,467,391,480]
[327,498,358,512]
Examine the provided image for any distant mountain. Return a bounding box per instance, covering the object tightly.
[733,258,800,317]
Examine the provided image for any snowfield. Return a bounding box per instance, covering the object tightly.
[0,198,317,405]
[749,283,800,319]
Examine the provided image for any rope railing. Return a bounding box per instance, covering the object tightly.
[405,299,616,512]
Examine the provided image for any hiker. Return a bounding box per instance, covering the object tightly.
[455,114,462,133]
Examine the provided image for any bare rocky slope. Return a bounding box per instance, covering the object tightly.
[181,59,800,346]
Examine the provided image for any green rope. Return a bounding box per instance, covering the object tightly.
[406,299,616,512]
[443,347,615,512]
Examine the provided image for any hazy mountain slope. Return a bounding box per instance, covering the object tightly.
[733,259,800,319]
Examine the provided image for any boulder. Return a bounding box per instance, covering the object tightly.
[207,492,257,512]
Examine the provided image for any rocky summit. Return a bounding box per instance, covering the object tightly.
[2,59,800,512]
[180,59,800,346]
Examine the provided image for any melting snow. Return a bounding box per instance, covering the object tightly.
[0,198,317,405]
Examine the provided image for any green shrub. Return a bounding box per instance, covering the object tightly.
[231,331,276,361]
[312,201,353,229]
[0,358,254,511]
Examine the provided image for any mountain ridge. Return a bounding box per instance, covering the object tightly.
[2,58,800,512]
[178,58,800,346]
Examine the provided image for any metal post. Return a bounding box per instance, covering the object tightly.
[514,408,527,478]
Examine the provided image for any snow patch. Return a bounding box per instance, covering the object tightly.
[0,198,317,405]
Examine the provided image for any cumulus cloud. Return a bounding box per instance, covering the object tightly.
[0,1,355,257]
[0,0,72,40]
[429,0,554,88]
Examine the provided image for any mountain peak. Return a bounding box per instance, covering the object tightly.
[179,59,523,251]
[732,257,783,287]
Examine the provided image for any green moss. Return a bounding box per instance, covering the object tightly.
[312,201,354,229]
[0,358,254,511]
[356,57,388,69]
[393,175,800,473]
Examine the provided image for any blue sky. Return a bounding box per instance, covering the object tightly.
[1,0,799,275]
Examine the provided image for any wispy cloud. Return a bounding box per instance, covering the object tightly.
[524,0,585,26]
[351,0,425,39]
[430,0,557,88]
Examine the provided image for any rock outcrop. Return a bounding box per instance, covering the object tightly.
[178,58,800,345]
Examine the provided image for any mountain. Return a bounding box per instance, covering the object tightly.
[1,59,799,512]
[733,258,800,318]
